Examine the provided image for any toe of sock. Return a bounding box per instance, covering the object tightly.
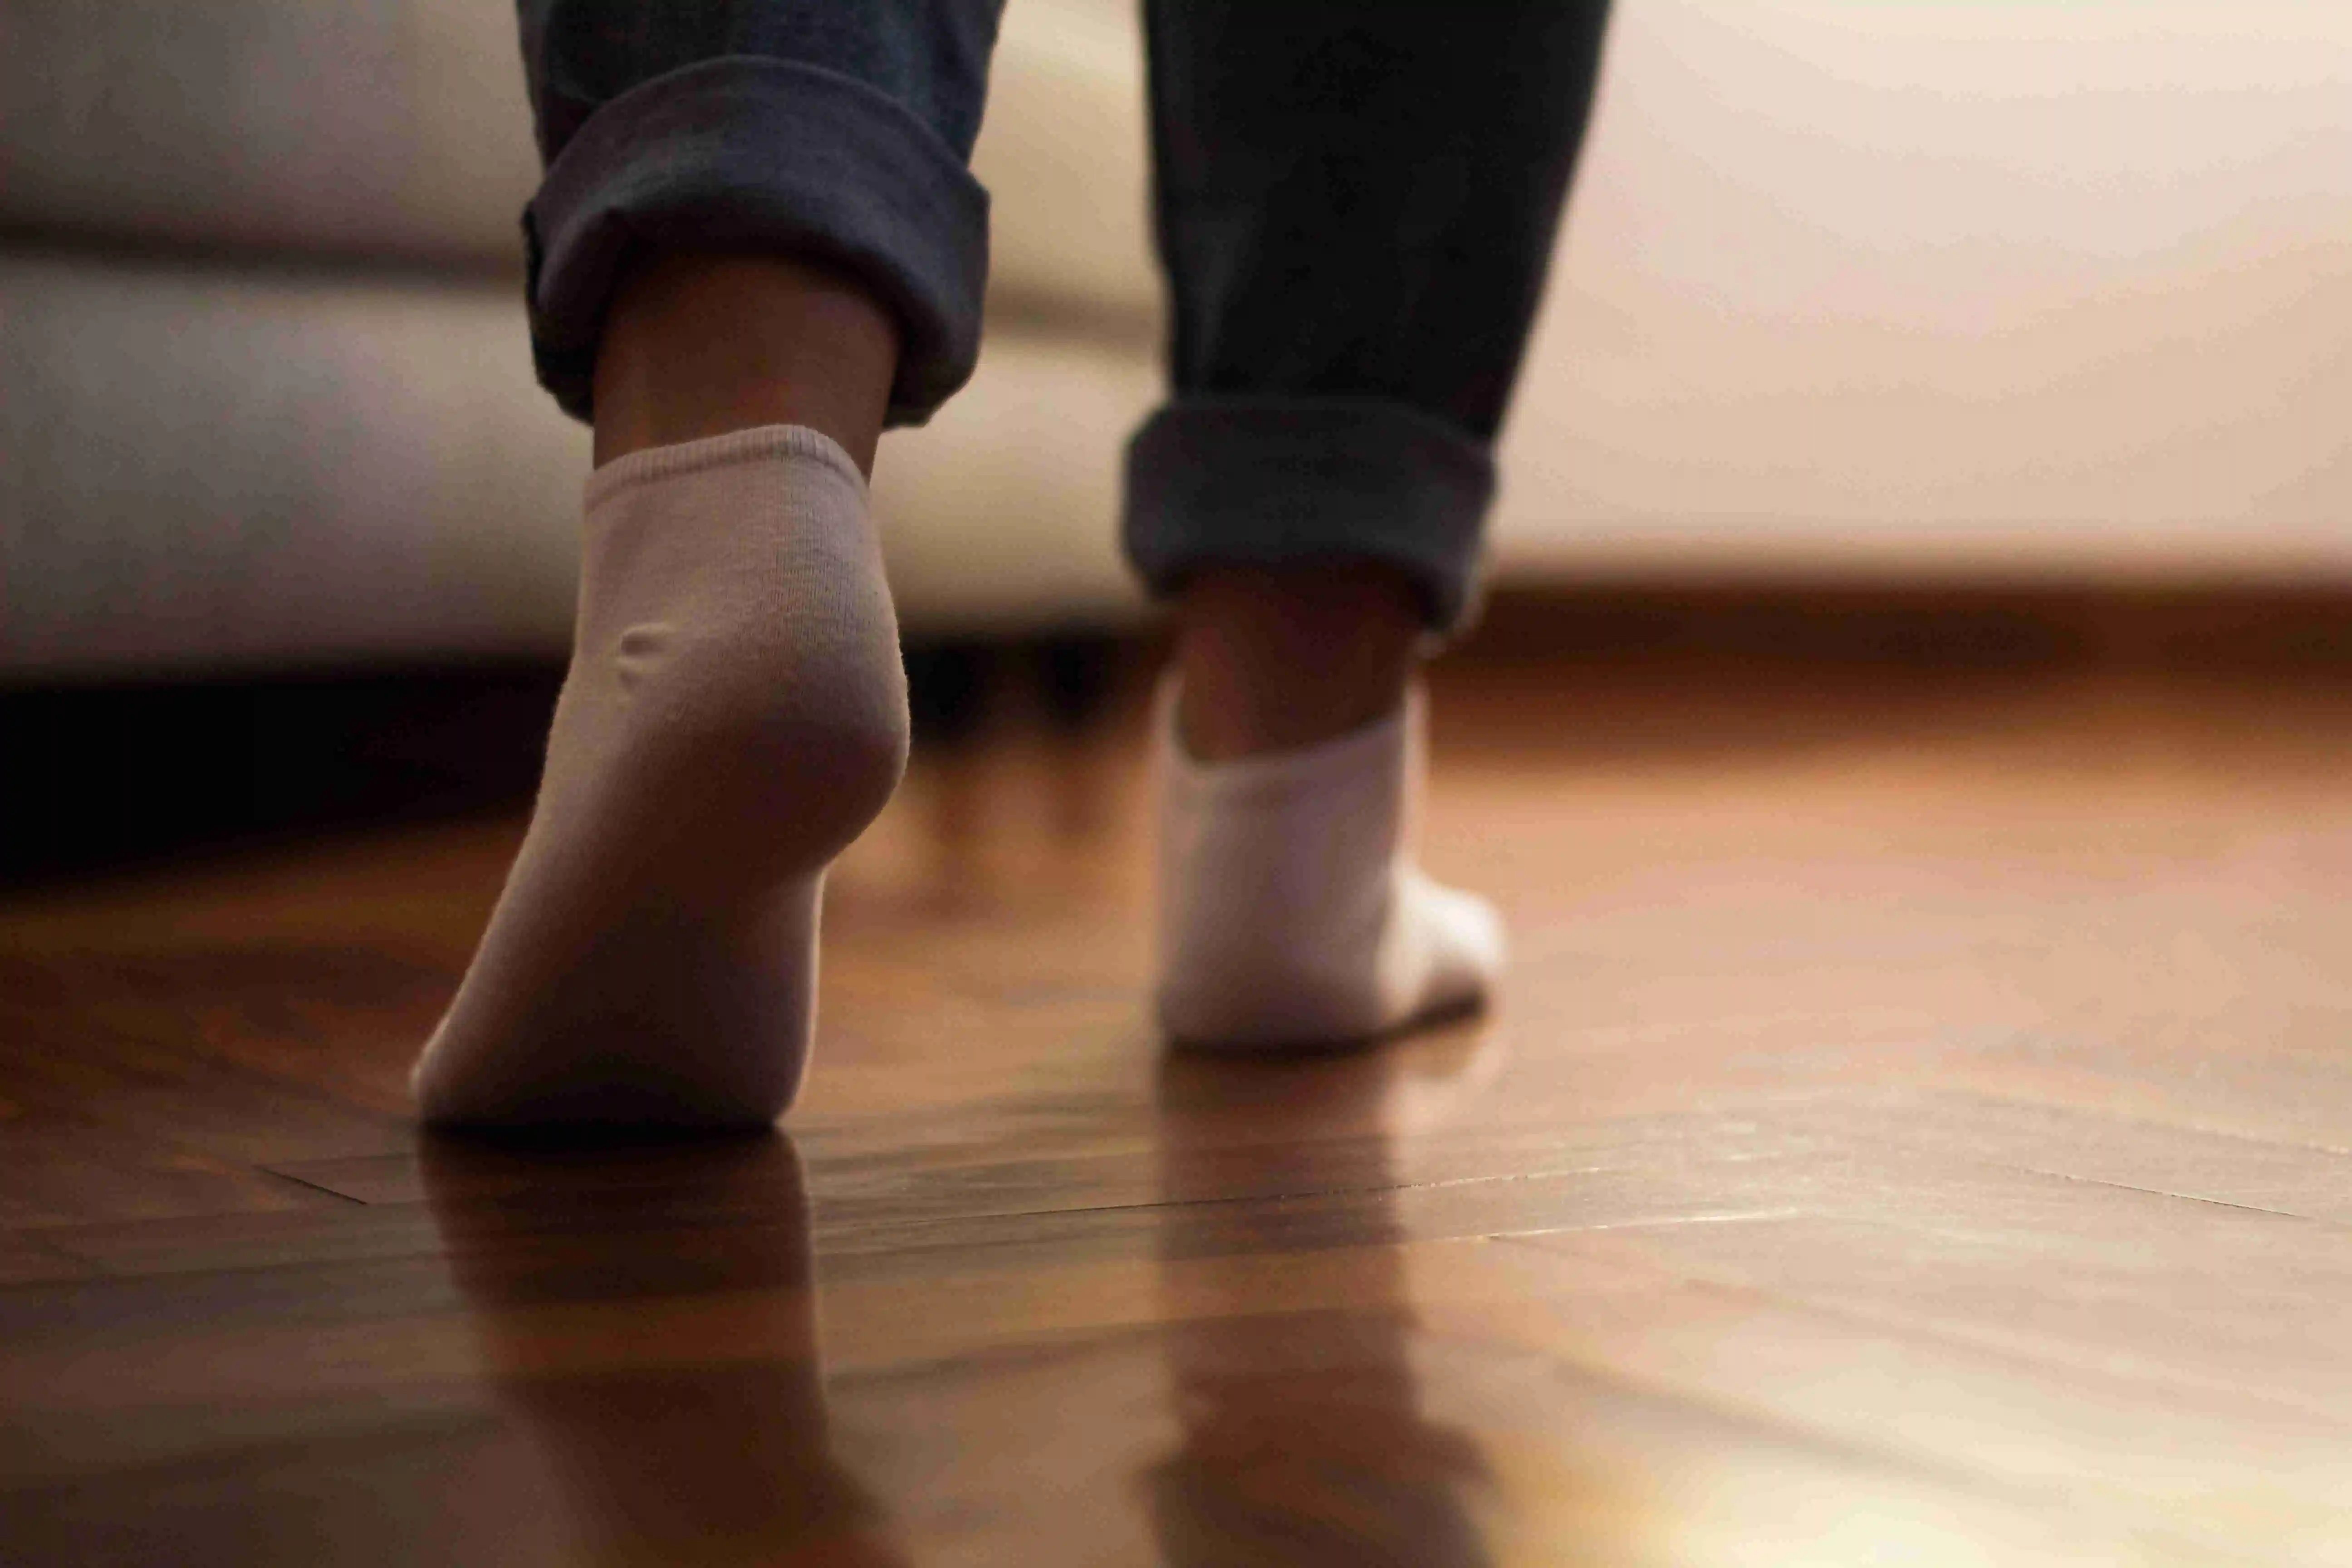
[1157,872,1507,1049]
[1407,872,1508,1016]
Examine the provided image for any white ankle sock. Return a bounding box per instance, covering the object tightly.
[412,426,907,1127]
[1153,682,1505,1047]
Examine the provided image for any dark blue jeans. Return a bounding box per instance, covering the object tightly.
[518,0,1612,628]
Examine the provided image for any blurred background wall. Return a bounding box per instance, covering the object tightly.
[3,0,2349,684]
[1504,0,2352,581]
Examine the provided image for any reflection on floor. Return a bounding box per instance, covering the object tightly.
[6,654,2352,1564]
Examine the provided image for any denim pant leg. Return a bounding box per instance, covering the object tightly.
[1124,1,1615,631]
[515,0,1006,426]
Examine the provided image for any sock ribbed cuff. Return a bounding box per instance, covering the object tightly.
[584,423,866,510]
[1158,682,1422,806]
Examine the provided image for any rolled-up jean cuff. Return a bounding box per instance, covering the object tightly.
[524,57,990,427]
[1122,400,1496,632]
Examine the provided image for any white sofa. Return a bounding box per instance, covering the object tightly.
[0,0,1159,681]
[9,0,2347,681]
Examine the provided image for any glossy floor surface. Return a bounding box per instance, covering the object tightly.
[6,657,2352,1565]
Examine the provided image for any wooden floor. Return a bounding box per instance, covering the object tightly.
[7,653,2352,1565]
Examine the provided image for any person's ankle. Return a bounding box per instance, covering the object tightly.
[592,250,899,475]
[1173,564,1423,762]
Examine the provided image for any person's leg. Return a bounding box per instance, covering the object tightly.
[1132,0,1614,1045]
[593,251,899,473]
[413,1,1005,1127]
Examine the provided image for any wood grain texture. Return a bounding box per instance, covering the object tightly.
[5,656,2352,1565]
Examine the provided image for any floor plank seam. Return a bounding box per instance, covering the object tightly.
[1994,1166,2347,1227]
[1499,1227,2352,1436]
[800,1156,1784,1240]
[257,1168,372,1207]
[1908,1084,2352,1163]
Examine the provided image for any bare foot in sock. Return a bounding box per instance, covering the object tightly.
[1153,683,1505,1048]
[412,426,907,1127]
